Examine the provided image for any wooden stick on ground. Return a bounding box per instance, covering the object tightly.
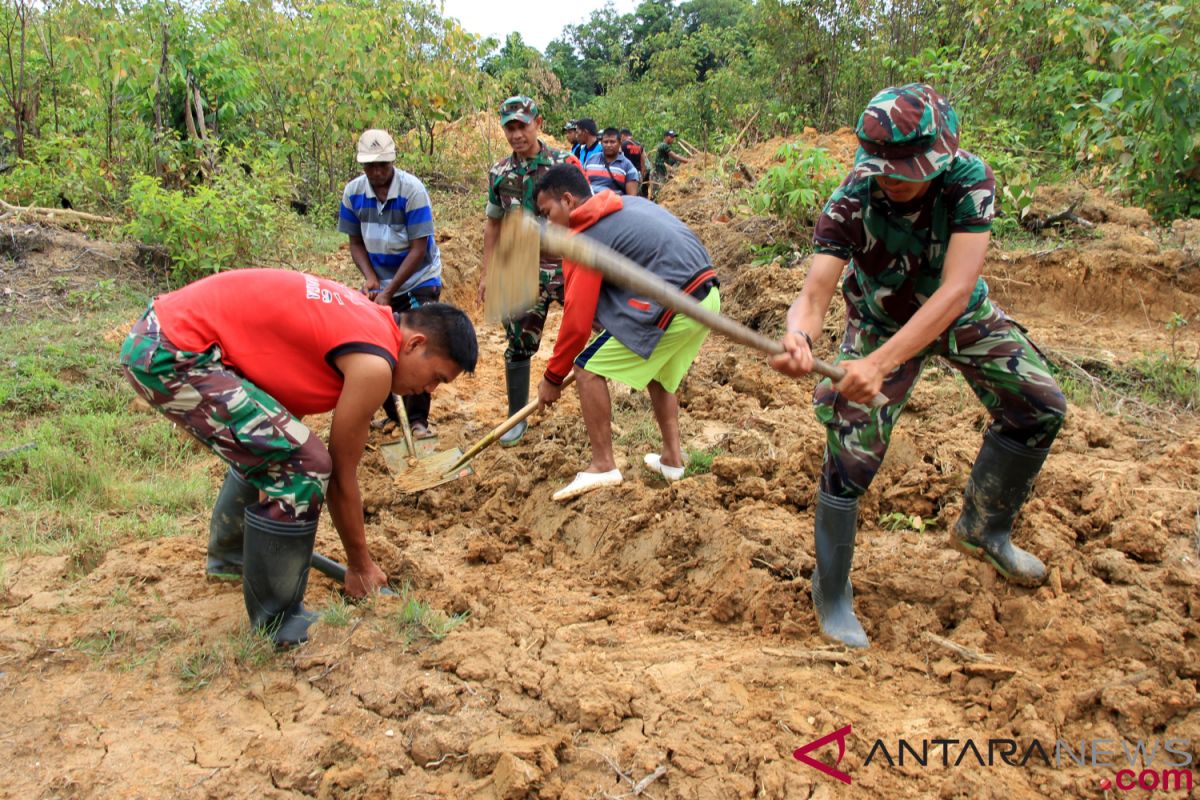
[0,199,120,225]
[922,631,994,663]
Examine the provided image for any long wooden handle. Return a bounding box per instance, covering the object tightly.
[443,372,578,475]
[533,215,888,408]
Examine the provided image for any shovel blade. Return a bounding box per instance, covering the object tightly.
[380,442,474,493]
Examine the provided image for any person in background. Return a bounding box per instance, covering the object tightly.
[477,96,583,446]
[769,84,1066,649]
[563,120,578,148]
[571,118,602,166]
[338,128,444,439]
[583,127,640,196]
[651,129,690,200]
[619,128,647,196]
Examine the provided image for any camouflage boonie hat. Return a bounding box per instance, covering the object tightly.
[499,95,539,125]
[852,83,959,182]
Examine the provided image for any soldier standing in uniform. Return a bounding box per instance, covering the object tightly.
[652,129,689,200]
[770,84,1067,649]
[476,96,583,445]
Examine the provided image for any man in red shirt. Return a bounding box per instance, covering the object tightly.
[120,269,477,646]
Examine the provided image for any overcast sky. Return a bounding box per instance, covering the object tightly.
[441,0,642,52]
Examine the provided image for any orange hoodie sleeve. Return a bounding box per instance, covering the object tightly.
[544,259,603,385]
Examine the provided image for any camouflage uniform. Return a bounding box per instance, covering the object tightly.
[812,96,1066,499]
[120,307,330,521]
[486,141,579,363]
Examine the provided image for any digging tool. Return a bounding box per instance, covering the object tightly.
[310,552,398,596]
[491,211,889,408]
[441,372,577,476]
[380,373,577,493]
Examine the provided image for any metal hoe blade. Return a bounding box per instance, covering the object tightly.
[381,441,474,493]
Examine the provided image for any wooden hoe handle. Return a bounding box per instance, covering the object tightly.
[532,214,888,409]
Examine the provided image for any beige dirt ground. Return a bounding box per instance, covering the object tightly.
[2,132,1199,799]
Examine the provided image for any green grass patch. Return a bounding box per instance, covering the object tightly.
[319,595,355,627]
[0,295,213,567]
[391,583,468,645]
[684,446,724,478]
[178,643,226,691]
[1050,351,1200,415]
[73,628,127,661]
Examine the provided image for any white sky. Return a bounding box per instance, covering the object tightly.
[441,0,642,52]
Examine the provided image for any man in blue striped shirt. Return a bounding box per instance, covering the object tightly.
[339,128,444,437]
[584,128,641,196]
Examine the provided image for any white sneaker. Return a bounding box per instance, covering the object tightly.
[643,453,685,482]
[552,469,623,502]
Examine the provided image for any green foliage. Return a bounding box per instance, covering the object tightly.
[684,447,723,478]
[178,644,225,691]
[879,511,935,533]
[125,149,296,283]
[391,583,468,645]
[0,134,120,212]
[748,144,841,233]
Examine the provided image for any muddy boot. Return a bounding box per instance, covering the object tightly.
[952,431,1049,587]
[811,491,869,649]
[499,359,531,447]
[206,467,256,579]
[242,507,318,648]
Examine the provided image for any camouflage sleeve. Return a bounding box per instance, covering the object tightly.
[485,163,505,220]
[812,175,864,260]
[945,153,995,233]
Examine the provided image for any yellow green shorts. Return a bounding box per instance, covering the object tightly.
[574,288,719,393]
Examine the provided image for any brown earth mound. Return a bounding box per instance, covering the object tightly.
[2,134,1199,799]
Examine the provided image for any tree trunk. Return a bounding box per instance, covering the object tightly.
[153,21,168,179]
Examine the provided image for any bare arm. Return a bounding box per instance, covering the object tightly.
[625,179,639,196]
[478,215,502,305]
[348,235,379,292]
[770,253,846,378]
[325,352,392,596]
[376,236,429,305]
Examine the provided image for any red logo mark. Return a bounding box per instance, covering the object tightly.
[794,725,853,785]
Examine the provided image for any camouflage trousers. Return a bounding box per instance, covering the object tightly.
[815,300,1067,499]
[119,306,330,521]
[504,262,565,363]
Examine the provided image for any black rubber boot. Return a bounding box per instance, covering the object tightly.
[242,508,318,648]
[499,359,531,447]
[811,491,869,648]
[206,467,256,579]
[952,430,1049,587]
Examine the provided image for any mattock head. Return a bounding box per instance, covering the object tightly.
[487,210,542,324]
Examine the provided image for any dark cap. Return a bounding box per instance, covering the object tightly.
[499,95,540,125]
[665,129,678,138]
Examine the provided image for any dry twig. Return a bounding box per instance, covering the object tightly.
[922,631,994,663]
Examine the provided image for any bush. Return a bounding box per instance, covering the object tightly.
[124,149,297,284]
[0,134,120,213]
[748,144,842,235]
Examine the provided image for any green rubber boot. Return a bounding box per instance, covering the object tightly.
[811,491,869,649]
[952,431,1049,587]
[206,467,256,579]
[242,508,318,648]
[499,359,531,447]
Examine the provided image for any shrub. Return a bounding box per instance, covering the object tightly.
[748,144,842,235]
[124,149,297,284]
